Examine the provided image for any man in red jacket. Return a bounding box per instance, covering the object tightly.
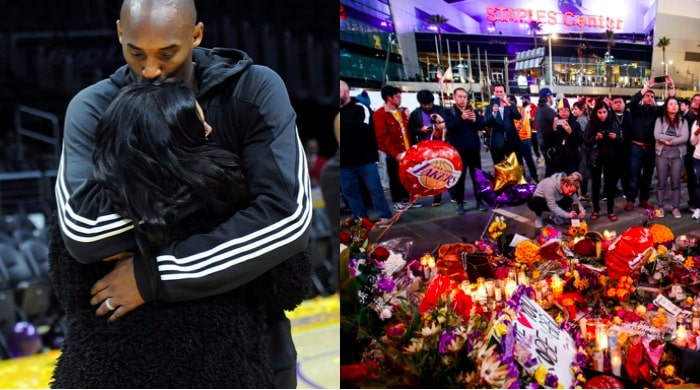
[373,85,421,211]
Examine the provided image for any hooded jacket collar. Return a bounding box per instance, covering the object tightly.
[108,47,253,97]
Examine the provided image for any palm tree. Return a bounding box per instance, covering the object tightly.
[528,21,542,48]
[603,29,615,97]
[657,36,671,74]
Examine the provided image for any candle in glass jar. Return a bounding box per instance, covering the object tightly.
[550,274,563,297]
[494,281,502,302]
[485,279,495,298]
[504,279,517,299]
[593,350,604,372]
[517,271,529,286]
[610,348,622,376]
[676,324,688,347]
[579,318,587,340]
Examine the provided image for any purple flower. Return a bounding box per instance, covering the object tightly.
[525,383,540,389]
[376,276,396,293]
[544,373,559,387]
[464,330,482,354]
[438,330,458,354]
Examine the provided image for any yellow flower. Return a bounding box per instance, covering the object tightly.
[618,332,628,347]
[494,323,509,337]
[612,316,623,325]
[688,297,695,306]
[662,364,676,377]
[685,257,695,268]
[534,365,548,386]
[532,270,541,280]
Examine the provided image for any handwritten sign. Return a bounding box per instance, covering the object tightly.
[514,295,576,388]
[611,318,674,340]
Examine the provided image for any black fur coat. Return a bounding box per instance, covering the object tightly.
[48,214,312,388]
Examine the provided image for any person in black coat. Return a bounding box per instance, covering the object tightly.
[585,100,623,221]
[409,89,448,206]
[547,98,583,175]
[484,83,522,165]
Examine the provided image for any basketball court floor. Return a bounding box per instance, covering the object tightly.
[0,294,340,389]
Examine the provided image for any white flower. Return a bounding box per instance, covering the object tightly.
[421,323,440,337]
[383,250,406,275]
[379,306,393,320]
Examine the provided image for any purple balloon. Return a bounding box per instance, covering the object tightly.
[6,321,42,358]
[475,169,497,206]
[495,183,537,206]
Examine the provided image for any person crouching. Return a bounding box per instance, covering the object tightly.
[528,172,586,228]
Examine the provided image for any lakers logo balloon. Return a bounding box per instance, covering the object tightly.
[398,140,463,198]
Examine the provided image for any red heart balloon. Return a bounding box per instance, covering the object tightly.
[398,140,463,198]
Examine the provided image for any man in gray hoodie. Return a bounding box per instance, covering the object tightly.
[528,172,586,228]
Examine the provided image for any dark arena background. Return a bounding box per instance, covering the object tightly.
[0,0,339,216]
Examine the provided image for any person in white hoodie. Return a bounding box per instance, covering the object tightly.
[528,171,586,228]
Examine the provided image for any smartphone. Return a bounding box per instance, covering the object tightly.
[573,203,580,213]
[556,119,566,126]
[653,75,666,83]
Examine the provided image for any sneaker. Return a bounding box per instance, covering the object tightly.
[639,200,654,210]
[376,218,392,228]
[534,217,543,228]
[624,201,634,212]
[456,204,466,214]
[550,215,564,225]
[392,202,407,212]
[432,201,442,207]
[477,200,489,211]
[409,202,423,208]
[672,208,682,219]
[692,209,700,220]
[657,208,665,218]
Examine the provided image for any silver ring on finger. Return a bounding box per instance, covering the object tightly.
[104,298,116,311]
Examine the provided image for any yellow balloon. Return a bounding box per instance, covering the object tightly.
[493,152,526,191]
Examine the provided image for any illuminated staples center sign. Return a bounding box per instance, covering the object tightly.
[486,6,623,31]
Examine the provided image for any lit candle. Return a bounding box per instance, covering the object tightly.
[595,240,602,259]
[596,322,608,351]
[420,254,434,279]
[551,274,563,297]
[485,279,495,298]
[593,349,604,372]
[504,279,517,299]
[476,284,487,305]
[517,271,529,286]
[494,280,503,302]
[579,318,588,340]
[676,324,688,347]
[678,235,689,249]
[610,348,622,376]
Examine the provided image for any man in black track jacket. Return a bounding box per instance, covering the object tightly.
[54,0,311,386]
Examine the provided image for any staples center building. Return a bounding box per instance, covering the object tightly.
[340,0,700,104]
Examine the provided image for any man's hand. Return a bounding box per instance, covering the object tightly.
[90,255,145,323]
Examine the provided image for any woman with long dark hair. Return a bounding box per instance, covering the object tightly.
[49,83,312,387]
[654,96,689,219]
[585,100,623,221]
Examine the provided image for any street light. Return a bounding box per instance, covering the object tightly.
[544,34,557,87]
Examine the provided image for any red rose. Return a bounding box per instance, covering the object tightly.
[372,246,390,262]
[342,217,355,227]
[340,231,351,244]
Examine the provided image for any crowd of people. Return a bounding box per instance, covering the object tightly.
[340,75,700,230]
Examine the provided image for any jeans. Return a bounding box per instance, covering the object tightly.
[627,143,655,203]
[519,139,539,181]
[340,163,393,219]
[656,154,683,209]
[590,163,618,214]
[687,151,697,207]
[693,159,700,209]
